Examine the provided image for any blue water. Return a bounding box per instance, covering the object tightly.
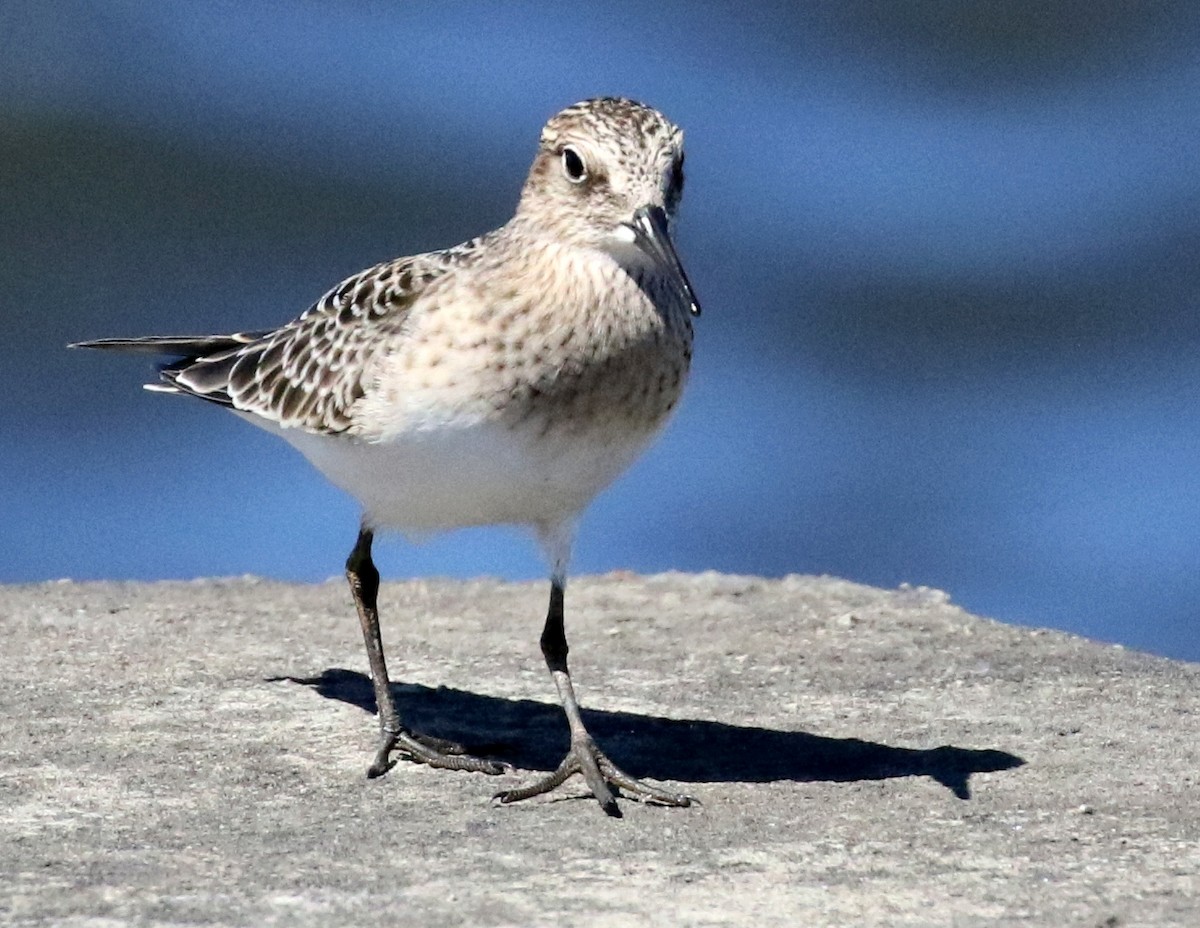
[4,1,1200,660]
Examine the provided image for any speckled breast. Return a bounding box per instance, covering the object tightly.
[494,282,695,440]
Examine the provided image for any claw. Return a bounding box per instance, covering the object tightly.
[494,737,693,814]
[367,728,508,778]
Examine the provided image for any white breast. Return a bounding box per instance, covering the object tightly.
[252,411,658,535]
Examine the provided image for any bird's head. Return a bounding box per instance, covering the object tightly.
[517,97,699,317]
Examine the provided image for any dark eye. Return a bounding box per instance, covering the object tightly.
[561,146,587,183]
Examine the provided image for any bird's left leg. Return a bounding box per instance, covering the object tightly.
[494,577,693,815]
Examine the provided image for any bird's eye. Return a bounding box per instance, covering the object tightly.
[561,146,587,184]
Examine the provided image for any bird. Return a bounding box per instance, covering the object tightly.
[72,96,700,816]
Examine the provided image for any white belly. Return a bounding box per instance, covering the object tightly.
[253,413,657,534]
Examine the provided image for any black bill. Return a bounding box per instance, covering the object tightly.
[629,206,701,317]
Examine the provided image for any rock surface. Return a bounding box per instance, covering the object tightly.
[2,574,1197,926]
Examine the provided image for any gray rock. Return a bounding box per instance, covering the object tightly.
[2,574,1196,926]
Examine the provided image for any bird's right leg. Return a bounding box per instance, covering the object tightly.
[346,526,507,778]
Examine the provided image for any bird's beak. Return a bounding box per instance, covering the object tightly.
[625,206,701,317]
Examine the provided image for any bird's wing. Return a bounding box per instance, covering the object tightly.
[74,246,473,435]
[71,332,271,356]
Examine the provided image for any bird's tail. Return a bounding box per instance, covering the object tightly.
[70,332,269,397]
[69,332,268,357]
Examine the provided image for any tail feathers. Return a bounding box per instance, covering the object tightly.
[69,331,269,357]
[72,331,269,407]
[158,350,243,406]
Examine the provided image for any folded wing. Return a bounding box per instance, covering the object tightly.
[72,252,457,434]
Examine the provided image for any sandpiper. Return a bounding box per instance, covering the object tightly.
[73,97,700,816]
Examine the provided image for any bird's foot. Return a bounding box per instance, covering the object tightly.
[493,735,693,816]
[368,728,510,778]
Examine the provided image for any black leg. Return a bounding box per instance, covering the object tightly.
[495,579,693,815]
[345,526,508,778]
[346,528,399,777]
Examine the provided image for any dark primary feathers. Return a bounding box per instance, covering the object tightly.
[71,332,270,357]
[72,247,474,434]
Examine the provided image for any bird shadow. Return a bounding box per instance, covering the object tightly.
[270,668,1024,800]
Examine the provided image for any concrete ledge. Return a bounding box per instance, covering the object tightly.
[2,574,1197,925]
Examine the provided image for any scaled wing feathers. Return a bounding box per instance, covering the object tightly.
[167,256,449,433]
[76,251,458,435]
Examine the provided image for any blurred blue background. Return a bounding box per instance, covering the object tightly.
[4,1,1200,660]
